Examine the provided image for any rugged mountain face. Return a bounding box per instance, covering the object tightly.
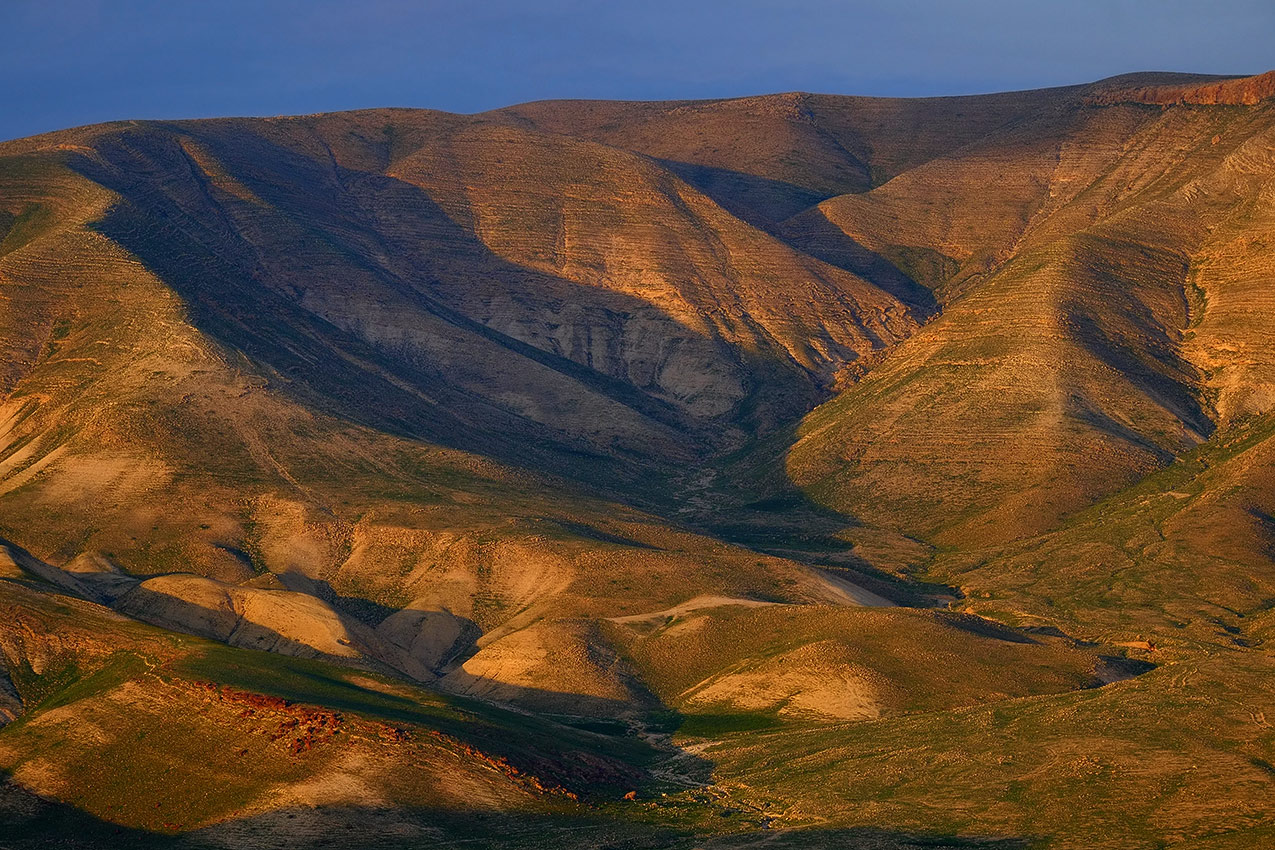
[30,110,914,481]
[4,71,1275,849]
[783,91,1275,545]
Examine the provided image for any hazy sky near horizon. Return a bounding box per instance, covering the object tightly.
[3,0,1273,141]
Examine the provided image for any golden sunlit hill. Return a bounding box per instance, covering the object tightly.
[3,71,1275,849]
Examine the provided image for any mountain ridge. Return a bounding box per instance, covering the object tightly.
[3,70,1275,849]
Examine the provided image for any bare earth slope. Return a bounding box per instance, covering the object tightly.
[785,84,1275,544]
[3,71,1275,849]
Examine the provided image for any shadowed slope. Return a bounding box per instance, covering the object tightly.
[47,112,915,479]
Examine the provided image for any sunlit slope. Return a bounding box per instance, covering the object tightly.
[0,135,888,707]
[932,411,1275,646]
[1,72,1274,850]
[610,603,1107,722]
[692,649,1275,850]
[498,84,1092,230]
[0,577,678,846]
[0,561,1120,843]
[785,96,1275,545]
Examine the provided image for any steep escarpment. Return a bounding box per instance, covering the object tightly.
[1087,69,1275,106]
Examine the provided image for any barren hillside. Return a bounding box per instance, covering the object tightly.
[3,71,1275,849]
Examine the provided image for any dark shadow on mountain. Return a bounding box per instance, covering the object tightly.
[0,536,101,602]
[777,209,940,316]
[549,520,665,551]
[183,807,1040,850]
[657,159,833,229]
[939,611,1040,645]
[1064,299,1215,442]
[655,158,943,317]
[438,670,657,722]
[112,579,379,667]
[266,574,484,671]
[78,175,670,491]
[0,768,165,849]
[699,829,1035,850]
[0,659,21,724]
[1247,506,1275,561]
[1092,654,1157,685]
[658,419,947,606]
[65,124,842,506]
[123,632,679,795]
[1066,393,1177,465]
[192,660,658,793]
[284,576,400,626]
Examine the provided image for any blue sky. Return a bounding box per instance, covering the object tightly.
[3,0,1272,141]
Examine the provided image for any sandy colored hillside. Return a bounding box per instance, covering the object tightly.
[784,90,1275,544]
[3,70,1275,849]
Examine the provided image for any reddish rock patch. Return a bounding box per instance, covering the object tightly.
[1088,70,1275,106]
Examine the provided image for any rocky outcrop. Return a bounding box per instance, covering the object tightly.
[1087,70,1275,106]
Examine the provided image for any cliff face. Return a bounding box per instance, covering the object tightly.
[1087,69,1275,106]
